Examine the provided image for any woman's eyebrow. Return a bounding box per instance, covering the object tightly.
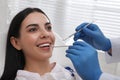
[26,24,39,28]
[26,22,51,28]
[45,22,51,26]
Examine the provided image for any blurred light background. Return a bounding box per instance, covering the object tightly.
[0,0,120,77]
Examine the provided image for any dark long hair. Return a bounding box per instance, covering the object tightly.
[0,7,50,80]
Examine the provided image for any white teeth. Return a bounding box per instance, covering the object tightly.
[38,43,50,48]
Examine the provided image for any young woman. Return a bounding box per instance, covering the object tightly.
[0,8,81,80]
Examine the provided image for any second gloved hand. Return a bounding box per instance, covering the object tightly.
[66,41,102,80]
[74,23,111,51]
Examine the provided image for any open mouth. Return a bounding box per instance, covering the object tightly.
[37,43,51,48]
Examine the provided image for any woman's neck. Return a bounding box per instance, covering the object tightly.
[24,59,55,75]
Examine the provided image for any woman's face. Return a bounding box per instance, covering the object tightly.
[14,12,55,61]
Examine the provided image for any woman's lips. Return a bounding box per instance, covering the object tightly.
[37,43,50,48]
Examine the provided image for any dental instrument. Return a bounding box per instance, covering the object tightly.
[53,45,69,48]
[63,22,93,41]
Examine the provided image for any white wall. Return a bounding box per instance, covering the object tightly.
[0,0,8,32]
[0,0,8,77]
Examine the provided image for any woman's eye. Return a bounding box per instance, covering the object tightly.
[46,26,52,31]
[29,27,38,32]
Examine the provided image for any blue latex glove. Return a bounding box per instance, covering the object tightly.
[66,41,102,80]
[74,23,111,51]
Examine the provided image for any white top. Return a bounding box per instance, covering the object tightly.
[100,73,120,80]
[99,37,120,80]
[15,63,81,80]
[105,38,120,63]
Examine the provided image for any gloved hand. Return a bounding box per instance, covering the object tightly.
[66,41,102,80]
[74,23,111,51]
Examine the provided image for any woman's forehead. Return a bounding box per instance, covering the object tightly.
[21,12,50,27]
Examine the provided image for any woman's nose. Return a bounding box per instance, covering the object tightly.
[39,29,49,39]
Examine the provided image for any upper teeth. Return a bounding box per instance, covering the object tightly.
[38,43,50,47]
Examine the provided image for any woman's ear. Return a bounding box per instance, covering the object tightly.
[10,36,22,50]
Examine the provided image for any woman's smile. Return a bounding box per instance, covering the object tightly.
[36,41,53,50]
